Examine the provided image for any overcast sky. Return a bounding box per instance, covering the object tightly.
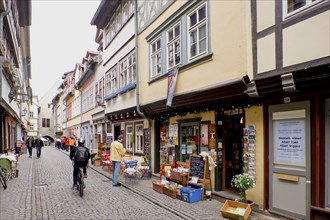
[30,0,101,98]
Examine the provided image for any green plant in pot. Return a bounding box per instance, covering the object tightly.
[231,174,255,203]
[92,155,101,161]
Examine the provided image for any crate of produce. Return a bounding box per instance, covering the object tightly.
[163,186,177,199]
[179,186,203,203]
[152,181,164,194]
[220,200,252,220]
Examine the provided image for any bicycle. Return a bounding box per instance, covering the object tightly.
[0,165,7,189]
[77,167,85,197]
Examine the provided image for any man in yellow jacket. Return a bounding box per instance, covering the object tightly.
[110,135,126,187]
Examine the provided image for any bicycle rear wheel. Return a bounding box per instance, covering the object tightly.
[78,171,84,197]
[0,168,7,189]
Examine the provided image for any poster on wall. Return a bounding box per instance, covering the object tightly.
[169,124,178,145]
[201,123,209,147]
[274,119,305,167]
[209,124,216,149]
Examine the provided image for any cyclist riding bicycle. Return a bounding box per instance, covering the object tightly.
[69,138,90,190]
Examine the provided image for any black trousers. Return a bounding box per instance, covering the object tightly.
[73,161,88,185]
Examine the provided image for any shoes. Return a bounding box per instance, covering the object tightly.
[29,156,32,158]
[113,183,121,187]
[72,184,78,190]
[83,174,87,178]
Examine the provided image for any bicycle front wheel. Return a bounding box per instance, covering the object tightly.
[0,168,7,189]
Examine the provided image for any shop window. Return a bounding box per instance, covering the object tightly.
[135,124,143,154]
[285,0,324,17]
[125,124,133,152]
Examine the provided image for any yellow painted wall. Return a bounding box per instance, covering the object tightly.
[138,0,248,105]
[257,0,275,32]
[283,11,330,66]
[245,105,264,209]
[257,33,276,73]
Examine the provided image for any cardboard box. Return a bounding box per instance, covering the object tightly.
[220,200,252,220]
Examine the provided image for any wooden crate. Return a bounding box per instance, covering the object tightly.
[152,181,164,194]
[220,200,252,220]
[163,186,177,199]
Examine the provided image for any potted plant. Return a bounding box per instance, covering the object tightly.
[92,155,102,166]
[231,174,255,203]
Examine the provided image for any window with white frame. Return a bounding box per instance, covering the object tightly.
[29,111,33,118]
[105,24,111,46]
[42,118,50,128]
[125,124,133,152]
[116,6,122,32]
[122,0,129,23]
[285,0,324,16]
[82,87,93,112]
[135,123,144,154]
[129,0,134,15]
[105,67,118,95]
[95,77,104,106]
[188,3,207,60]
[29,124,34,131]
[119,51,136,88]
[151,38,162,78]
[167,22,181,70]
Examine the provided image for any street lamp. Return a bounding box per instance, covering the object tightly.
[96,94,105,108]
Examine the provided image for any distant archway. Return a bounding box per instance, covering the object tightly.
[43,135,54,143]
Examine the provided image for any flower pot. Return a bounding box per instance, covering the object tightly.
[93,160,101,166]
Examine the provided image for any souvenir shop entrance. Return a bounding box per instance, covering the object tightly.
[215,112,244,191]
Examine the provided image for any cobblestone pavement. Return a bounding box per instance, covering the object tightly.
[0,145,289,220]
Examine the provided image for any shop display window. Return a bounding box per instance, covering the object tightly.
[180,124,199,162]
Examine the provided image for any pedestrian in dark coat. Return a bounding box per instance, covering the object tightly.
[26,136,34,158]
[34,136,44,158]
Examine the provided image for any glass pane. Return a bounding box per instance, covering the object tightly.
[168,44,174,67]
[199,24,206,39]
[157,39,161,50]
[190,31,197,43]
[157,54,161,73]
[190,12,197,27]
[175,41,180,64]
[152,43,156,53]
[175,24,180,37]
[168,30,173,42]
[190,43,197,57]
[198,5,206,21]
[287,0,306,13]
[199,39,206,53]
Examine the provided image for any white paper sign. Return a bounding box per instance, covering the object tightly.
[274,119,305,166]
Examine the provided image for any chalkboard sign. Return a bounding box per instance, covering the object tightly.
[189,155,205,179]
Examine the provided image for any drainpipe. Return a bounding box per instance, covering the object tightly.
[0,0,11,99]
[134,0,152,167]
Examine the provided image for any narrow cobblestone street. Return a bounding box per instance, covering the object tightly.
[1,146,287,220]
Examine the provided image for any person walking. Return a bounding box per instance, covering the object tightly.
[110,135,126,187]
[26,136,34,158]
[34,136,44,158]
[56,138,61,149]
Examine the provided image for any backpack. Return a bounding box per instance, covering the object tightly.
[75,146,89,162]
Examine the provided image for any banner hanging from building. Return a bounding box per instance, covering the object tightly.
[166,68,179,107]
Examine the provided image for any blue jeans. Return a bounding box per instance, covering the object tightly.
[112,161,121,185]
[36,147,41,157]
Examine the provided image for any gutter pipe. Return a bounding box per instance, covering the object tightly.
[0,0,12,99]
[134,0,152,167]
